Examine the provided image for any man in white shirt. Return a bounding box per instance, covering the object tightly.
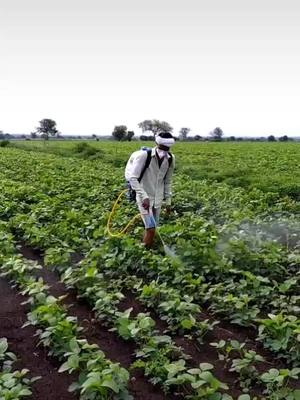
[125,132,175,248]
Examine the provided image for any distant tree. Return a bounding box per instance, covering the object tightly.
[279,135,289,142]
[267,135,276,142]
[179,127,190,141]
[30,131,37,139]
[127,131,135,141]
[194,135,202,141]
[0,131,4,140]
[138,120,152,133]
[35,119,59,140]
[209,127,224,141]
[228,136,236,141]
[20,135,26,139]
[92,134,97,140]
[112,125,127,141]
[138,119,173,136]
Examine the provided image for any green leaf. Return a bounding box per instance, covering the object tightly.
[58,361,70,373]
[238,395,251,400]
[181,318,194,330]
[207,393,222,400]
[69,338,80,354]
[101,378,120,393]
[0,338,8,354]
[4,378,16,388]
[19,388,32,396]
[59,355,79,372]
[199,371,215,383]
[191,380,206,389]
[81,375,101,392]
[292,390,300,400]
[187,368,201,375]
[68,382,80,392]
[200,363,214,371]
[152,335,171,344]
[166,360,186,378]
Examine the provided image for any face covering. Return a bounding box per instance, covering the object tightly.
[156,148,168,159]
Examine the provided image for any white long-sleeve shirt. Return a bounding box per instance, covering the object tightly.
[125,147,175,208]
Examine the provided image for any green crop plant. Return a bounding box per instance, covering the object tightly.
[112,309,156,341]
[260,368,300,399]
[0,338,40,399]
[229,350,264,391]
[210,340,246,364]
[258,314,300,365]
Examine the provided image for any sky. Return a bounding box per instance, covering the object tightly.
[1,0,300,137]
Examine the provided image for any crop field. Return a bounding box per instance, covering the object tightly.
[0,141,299,400]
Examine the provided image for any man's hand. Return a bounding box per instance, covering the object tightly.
[142,198,150,210]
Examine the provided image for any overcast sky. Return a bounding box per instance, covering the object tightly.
[1,0,300,136]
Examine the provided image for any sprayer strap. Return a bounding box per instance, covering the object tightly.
[138,149,152,182]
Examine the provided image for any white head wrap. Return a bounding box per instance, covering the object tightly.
[155,135,175,147]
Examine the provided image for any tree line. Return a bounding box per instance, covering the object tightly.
[112,121,225,141]
[0,119,296,142]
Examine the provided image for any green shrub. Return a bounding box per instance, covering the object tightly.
[72,142,103,158]
[0,140,10,147]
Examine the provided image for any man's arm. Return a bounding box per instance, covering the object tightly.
[127,151,149,202]
[164,155,175,206]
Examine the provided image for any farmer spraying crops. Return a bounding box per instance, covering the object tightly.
[125,132,176,248]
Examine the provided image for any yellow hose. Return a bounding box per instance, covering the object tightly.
[106,189,141,238]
